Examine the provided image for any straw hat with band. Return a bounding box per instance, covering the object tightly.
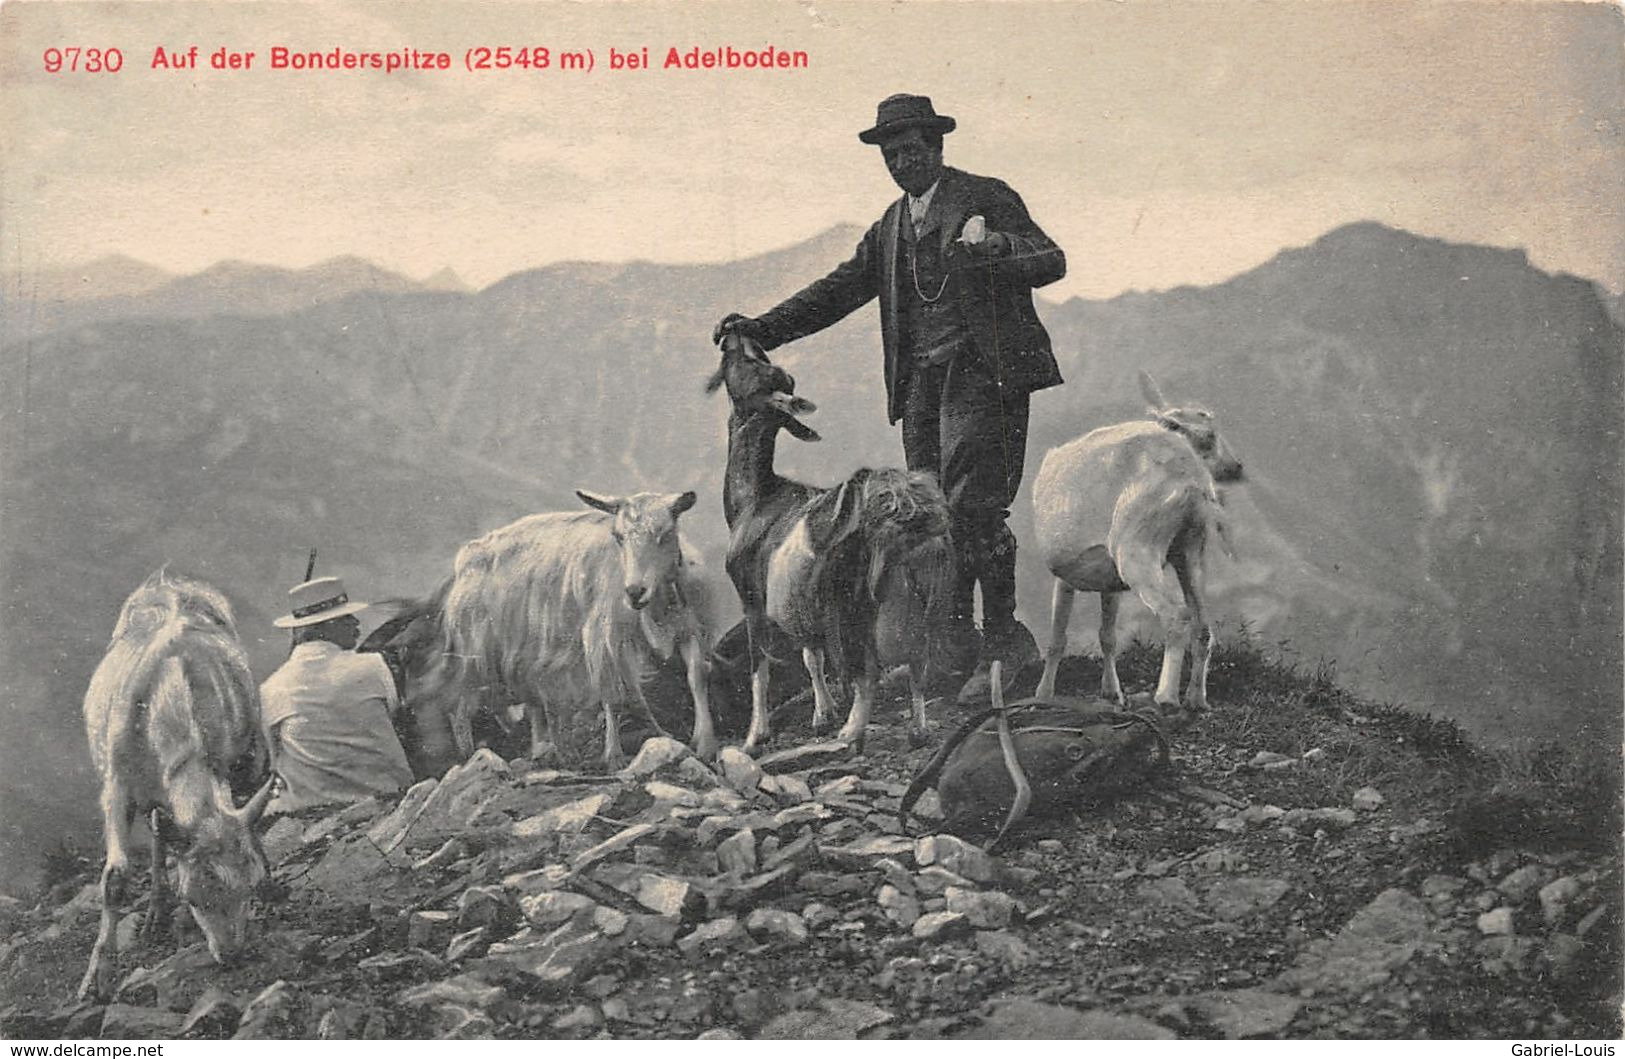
[273,576,370,629]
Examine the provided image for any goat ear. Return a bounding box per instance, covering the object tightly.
[576,490,622,514]
[669,491,697,516]
[1138,371,1169,411]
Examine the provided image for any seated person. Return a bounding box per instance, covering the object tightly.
[260,575,414,814]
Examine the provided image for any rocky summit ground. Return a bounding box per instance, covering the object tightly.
[2,642,1620,1040]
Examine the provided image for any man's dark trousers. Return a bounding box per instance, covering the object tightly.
[900,355,1030,669]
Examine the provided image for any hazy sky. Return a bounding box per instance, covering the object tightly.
[2,0,1621,299]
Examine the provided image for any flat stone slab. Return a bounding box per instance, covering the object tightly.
[570,824,657,871]
[760,998,895,1040]
[1137,877,1202,911]
[99,1004,185,1040]
[756,741,855,775]
[396,974,507,1011]
[479,920,612,998]
[914,834,1001,884]
[1188,989,1304,1039]
[951,998,1175,1040]
[1204,877,1290,920]
[1275,888,1429,994]
[512,792,614,840]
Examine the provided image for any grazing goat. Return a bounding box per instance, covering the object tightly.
[78,571,276,1000]
[391,492,718,769]
[706,333,952,752]
[1032,372,1244,710]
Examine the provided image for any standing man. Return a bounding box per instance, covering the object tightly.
[714,94,1066,700]
[259,575,415,813]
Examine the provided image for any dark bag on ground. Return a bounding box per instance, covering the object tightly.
[901,695,1172,846]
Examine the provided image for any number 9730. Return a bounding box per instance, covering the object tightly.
[44,47,125,73]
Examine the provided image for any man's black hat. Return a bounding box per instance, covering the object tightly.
[858,94,957,145]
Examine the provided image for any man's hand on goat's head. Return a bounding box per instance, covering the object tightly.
[713,313,763,347]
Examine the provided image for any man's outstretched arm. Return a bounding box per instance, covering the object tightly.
[716,221,883,350]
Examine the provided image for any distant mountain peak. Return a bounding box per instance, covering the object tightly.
[1303,220,1534,273]
[421,267,471,292]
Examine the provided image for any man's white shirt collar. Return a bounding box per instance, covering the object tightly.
[908,179,942,228]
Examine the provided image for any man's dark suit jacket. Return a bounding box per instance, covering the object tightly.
[752,165,1067,424]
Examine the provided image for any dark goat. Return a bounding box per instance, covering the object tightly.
[705,334,952,752]
[357,585,475,779]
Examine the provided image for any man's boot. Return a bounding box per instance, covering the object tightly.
[957,525,1038,704]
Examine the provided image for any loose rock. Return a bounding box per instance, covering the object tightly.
[911,911,969,940]
[101,1005,186,1040]
[744,908,810,946]
[717,747,765,792]
[717,828,759,876]
[944,886,1016,929]
[1498,864,1554,902]
[975,929,1039,970]
[760,773,814,804]
[234,980,301,1040]
[1188,989,1304,1039]
[953,998,1174,1040]
[1204,877,1290,921]
[1477,907,1517,935]
[915,834,1000,884]
[878,884,923,929]
[1539,877,1583,927]
[1352,787,1385,812]
[677,916,750,955]
[616,737,693,778]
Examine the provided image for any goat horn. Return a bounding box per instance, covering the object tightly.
[234,773,280,826]
[1137,370,1169,411]
[989,662,1033,853]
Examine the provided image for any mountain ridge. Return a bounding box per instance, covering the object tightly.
[0,219,1618,900]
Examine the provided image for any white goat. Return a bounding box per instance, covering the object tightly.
[439,490,717,768]
[78,571,276,1000]
[1032,372,1244,709]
